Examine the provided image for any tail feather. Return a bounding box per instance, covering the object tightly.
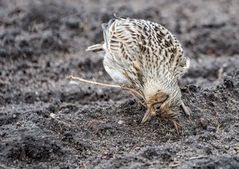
[86,44,103,52]
[87,16,125,53]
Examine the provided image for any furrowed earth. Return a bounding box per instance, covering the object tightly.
[0,0,239,168]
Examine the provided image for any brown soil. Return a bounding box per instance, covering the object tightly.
[0,0,239,168]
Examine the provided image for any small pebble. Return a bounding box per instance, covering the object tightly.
[118,120,124,125]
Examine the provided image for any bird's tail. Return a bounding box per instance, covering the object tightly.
[86,44,104,52]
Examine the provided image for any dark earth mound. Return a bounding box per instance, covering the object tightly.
[0,0,239,168]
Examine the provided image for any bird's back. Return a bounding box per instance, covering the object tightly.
[102,18,189,88]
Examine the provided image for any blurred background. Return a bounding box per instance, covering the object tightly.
[1,0,238,59]
[0,0,239,168]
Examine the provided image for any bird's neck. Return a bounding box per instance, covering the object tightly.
[142,78,179,101]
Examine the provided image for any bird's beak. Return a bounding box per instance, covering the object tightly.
[141,106,156,124]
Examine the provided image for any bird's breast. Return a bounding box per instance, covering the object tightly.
[103,53,129,84]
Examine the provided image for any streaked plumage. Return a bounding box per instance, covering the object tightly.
[87,17,191,127]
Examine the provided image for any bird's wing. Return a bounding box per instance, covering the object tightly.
[103,18,142,66]
[102,18,145,88]
[149,21,189,78]
[102,18,189,88]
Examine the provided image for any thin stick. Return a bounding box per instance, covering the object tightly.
[68,75,147,105]
[68,75,121,88]
[180,100,192,116]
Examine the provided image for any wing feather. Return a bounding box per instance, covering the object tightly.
[102,18,189,87]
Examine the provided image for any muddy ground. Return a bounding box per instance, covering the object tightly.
[0,0,239,168]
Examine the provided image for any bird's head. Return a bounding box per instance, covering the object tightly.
[143,80,169,106]
[141,89,169,123]
[141,79,180,123]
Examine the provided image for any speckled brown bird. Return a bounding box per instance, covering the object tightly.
[86,17,191,126]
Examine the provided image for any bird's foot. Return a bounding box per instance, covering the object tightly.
[170,119,182,135]
[161,110,182,134]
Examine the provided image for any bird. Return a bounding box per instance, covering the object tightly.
[78,16,191,128]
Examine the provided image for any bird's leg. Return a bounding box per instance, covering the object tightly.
[180,100,192,116]
[160,104,182,134]
[141,106,156,124]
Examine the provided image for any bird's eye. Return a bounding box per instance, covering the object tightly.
[154,103,161,111]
